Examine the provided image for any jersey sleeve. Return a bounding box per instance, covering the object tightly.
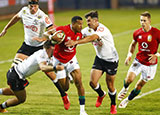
[95,27,111,39]
[43,14,53,28]
[133,31,138,41]
[157,29,160,43]
[36,50,47,64]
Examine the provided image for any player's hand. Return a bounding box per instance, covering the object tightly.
[0,29,7,37]
[65,40,77,47]
[56,64,64,71]
[32,37,46,42]
[124,56,132,66]
[148,54,157,64]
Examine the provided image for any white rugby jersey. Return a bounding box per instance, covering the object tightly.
[82,23,119,62]
[14,49,51,79]
[18,6,53,46]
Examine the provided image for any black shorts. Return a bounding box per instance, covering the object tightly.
[17,42,43,56]
[92,56,118,75]
[7,67,29,91]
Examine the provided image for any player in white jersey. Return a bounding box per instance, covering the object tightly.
[65,11,118,114]
[0,0,54,66]
[0,40,70,113]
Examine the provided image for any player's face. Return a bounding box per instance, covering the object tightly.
[86,16,97,29]
[28,4,39,14]
[140,16,151,30]
[72,20,83,33]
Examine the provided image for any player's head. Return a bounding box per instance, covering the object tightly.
[71,16,83,33]
[84,11,99,29]
[28,0,39,14]
[140,11,151,30]
[43,40,55,57]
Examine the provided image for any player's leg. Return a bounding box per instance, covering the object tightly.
[119,64,157,108]
[70,69,87,115]
[0,88,14,95]
[45,71,70,110]
[118,60,141,100]
[106,74,117,114]
[0,89,26,113]
[118,72,136,100]
[118,79,146,108]
[90,69,106,108]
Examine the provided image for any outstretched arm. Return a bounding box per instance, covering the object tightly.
[65,34,99,47]
[0,13,21,37]
[125,40,137,65]
[39,62,64,72]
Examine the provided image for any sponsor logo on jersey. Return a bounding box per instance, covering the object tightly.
[138,35,142,39]
[147,35,152,42]
[24,24,38,32]
[45,17,51,24]
[88,29,92,32]
[23,10,26,14]
[38,15,42,19]
[97,27,104,32]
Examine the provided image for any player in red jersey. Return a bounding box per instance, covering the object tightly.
[118,11,160,108]
[37,16,88,115]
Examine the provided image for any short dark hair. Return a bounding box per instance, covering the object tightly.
[43,40,54,49]
[71,16,82,24]
[140,11,151,19]
[28,0,39,4]
[85,11,98,19]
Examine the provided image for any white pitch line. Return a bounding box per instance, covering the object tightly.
[134,88,160,100]
[0,59,12,64]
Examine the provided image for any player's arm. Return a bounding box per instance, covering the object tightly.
[0,13,21,37]
[65,34,99,47]
[125,40,137,65]
[32,29,57,42]
[39,62,64,72]
[148,52,160,64]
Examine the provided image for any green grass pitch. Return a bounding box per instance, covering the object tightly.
[0,9,160,115]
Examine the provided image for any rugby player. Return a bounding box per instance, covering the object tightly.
[0,40,70,113]
[65,11,118,114]
[118,11,160,108]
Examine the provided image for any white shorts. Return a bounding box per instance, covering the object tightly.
[52,55,80,79]
[128,59,157,82]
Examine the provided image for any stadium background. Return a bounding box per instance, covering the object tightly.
[0,0,160,115]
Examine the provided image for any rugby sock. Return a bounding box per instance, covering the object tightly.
[0,89,3,95]
[0,102,7,109]
[79,96,85,112]
[124,80,129,89]
[108,89,116,105]
[128,88,141,100]
[94,84,104,97]
[53,81,66,97]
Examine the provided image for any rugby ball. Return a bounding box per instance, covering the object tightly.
[49,30,65,44]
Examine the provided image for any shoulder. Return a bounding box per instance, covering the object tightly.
[82,27,92,36]
[133,28,142,36]
[19,6,28,13]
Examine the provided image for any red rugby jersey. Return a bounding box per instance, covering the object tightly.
[133,27,160,66]
[53,25,82,63]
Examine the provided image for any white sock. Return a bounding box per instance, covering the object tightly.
[52,78,58,83]
[1,102,7,109]
[80,105,85,112]
[0,88,3,95]
[94,83,99,90]
[108,89,117,95]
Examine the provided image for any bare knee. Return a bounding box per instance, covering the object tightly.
[18,98,26,104]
